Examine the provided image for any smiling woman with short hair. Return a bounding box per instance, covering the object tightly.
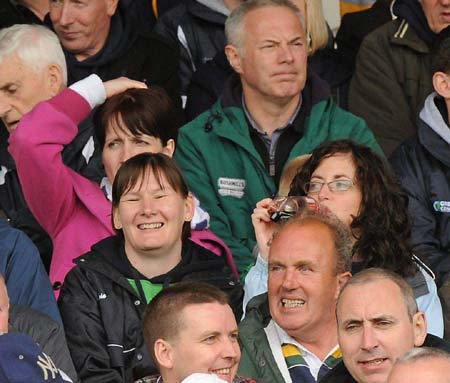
[59,153,242,383]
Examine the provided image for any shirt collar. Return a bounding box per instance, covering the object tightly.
[242,93,302,135]
[271,320,339,360]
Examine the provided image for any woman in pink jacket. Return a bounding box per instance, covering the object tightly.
[10,75,236,295]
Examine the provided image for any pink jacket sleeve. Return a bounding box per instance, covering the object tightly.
[9,89,95,238]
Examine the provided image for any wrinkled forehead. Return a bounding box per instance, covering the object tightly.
[0,54,35,81]
[270,220,337,260]
[337,279,408,320]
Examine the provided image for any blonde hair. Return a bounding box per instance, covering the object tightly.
[278,154,311,196]
[304,0,329,54]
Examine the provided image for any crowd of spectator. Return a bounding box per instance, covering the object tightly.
[1,0,450,382]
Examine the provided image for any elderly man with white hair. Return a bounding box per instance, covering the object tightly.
[0,24,86,272]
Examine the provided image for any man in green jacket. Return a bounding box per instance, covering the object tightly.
[238,210,352,382]
[175,0,380,274]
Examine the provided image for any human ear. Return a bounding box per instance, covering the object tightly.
[154,339,174,369]
[112,208,123,230]
[106,0,119,17]
[225,45,244,74]
[433,71,450,99]
[334,271,352,300]
[183,193,195,222]
[412,311,427,347]
[46,64,64,97]
[162,139,175,158]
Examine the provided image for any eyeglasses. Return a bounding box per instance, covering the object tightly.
[303,179,354,194]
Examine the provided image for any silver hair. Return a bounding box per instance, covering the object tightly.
[271,208,353,274]
[337,268,418,321]
[396,347,450,365]
[225,0,305,54]
[0,24,67,86]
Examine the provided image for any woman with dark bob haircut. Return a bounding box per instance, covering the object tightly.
[244,139,443,336]
[59,153,242,382]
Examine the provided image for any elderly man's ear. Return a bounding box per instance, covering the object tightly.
[225,45,244,74]
[106,0,119,17]
[45,64,64,97]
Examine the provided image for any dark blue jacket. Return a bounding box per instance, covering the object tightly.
[0,219,61,323]
[391,93,450,287]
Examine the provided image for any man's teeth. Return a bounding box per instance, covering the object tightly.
[138,223,163,229]
[213,368,231,375]
[363,359,384,365]
[282,298,305,307]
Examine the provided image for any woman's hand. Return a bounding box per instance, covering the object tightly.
[103,77,147,98]
[252,197,276,262]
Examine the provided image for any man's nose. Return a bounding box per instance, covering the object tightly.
[278,45,295,64]
[58,3,74,26]
[281,269,299,290]
[221,337,240,360]
[360,326,378,351]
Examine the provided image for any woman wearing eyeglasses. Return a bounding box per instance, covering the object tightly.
[244,139,443,337]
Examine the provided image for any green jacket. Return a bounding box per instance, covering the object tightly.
[175,74,380,273]
[349,18,433,156]
[237,294,285,383]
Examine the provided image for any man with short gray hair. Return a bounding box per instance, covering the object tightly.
[321,268,450,383]
[388,347,450,383]
[175,0,381,274]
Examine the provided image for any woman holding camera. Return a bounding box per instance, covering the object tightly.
[244,139,443,337]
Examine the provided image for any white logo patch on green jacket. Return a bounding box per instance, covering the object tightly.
[218,177,246,198]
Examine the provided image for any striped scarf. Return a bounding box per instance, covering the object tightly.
[282,343,342,383]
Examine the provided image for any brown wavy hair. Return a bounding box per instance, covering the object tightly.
[289,140,416,277]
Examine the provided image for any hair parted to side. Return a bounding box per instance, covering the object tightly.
[112,152,191,240]
[395,347,450,365]
[143,281,230,366]
[289,139,416,278]
[95,86,180,149]
[337,268,418,321]
[225,0,305,54]
[0,24,67,86]
[271,208,353,274]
